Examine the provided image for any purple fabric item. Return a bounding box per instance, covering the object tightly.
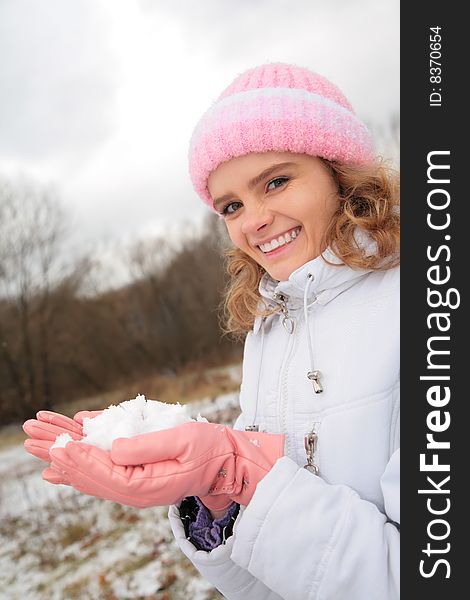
[188,497,239,551]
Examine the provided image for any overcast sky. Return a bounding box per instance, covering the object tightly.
[0,0,399,270]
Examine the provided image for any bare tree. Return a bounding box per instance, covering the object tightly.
[123,212,235,372]
[0,177,69,417]
[0,180,238,425]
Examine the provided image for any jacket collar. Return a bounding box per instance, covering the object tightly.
[254,229,377,333]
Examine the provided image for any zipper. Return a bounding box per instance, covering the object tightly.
[245,316,267,432]
[275,292,298,458]
[245,292,294,434]
[303,422,320,475]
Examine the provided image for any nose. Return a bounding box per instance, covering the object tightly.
[240,202,274,236]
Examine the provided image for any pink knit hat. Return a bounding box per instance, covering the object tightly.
[189,62,375,207]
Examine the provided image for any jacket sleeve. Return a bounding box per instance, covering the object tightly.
[169,449,399,600]
[168,503,283,599]
[230,451,400,600]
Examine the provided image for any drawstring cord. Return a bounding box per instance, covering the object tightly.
[304,273,323,393]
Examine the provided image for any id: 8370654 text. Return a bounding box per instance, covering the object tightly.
[429,26,443,107]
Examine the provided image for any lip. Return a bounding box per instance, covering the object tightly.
[257,226,302,259]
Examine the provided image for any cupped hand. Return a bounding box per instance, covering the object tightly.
[23,409,103,461]
[49,422,284,509]
[23,409,103,485]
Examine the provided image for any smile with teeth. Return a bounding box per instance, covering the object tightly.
[258,227,301,253]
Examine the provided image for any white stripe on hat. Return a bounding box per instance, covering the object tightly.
[191,87,359,145]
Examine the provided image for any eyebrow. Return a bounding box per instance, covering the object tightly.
[212,161,298,210]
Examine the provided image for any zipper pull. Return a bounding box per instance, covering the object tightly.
[303,430,319,475]
[273,292,295,334]
[307,370,323,393]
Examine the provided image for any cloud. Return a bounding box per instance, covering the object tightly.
[0,0,118,166]
[139,0,399,124]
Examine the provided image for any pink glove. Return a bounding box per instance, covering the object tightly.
[23,410,102,484]
[49,422,285,509]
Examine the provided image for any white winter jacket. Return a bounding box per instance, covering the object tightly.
[169,238,400,600]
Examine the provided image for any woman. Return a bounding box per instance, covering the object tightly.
[24,63,400,599]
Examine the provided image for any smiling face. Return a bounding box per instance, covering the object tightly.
[208,152,340,281]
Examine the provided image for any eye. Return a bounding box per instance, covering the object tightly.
[266,176,289,192]
[221,200,243,216]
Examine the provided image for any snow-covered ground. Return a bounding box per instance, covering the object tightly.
[0,389,241,600]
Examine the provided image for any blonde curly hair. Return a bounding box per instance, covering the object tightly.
[221,158,400,339]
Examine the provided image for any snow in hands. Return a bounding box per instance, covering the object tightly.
[52,394,208,451]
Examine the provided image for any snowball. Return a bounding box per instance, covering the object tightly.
[52,394,209,452]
